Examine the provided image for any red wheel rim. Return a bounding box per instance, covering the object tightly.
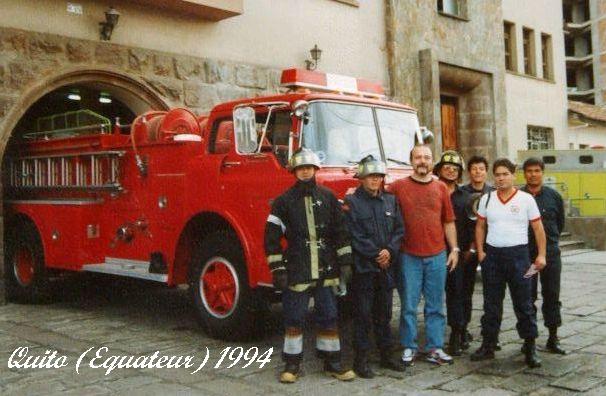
[14,247,34,286]
[200,257,239,318]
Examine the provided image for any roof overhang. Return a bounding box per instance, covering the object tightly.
[125,0,243,21]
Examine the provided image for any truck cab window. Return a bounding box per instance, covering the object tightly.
[269,111,291,166]
[254,110,291,166]
[212,120,234,154]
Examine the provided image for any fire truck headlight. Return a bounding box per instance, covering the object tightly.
[292,100,309,118]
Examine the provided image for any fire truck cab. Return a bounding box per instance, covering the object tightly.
[4,69,430,340]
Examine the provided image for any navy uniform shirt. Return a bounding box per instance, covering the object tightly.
[461,183,495,249]
[344,186,405,275]
[450,184,474,251]
[521,185,565,258]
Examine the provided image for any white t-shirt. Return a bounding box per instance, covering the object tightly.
[477,188,541,248]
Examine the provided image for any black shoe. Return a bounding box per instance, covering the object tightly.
[324,353,356,381]
[379,351,406,372]
[353,352,375,379]
[495,339,502,351]
[448,329,463,356]
[523,339,542,368]
[546,337,567,355]
[461,328,472,350]
[470,342,495,361]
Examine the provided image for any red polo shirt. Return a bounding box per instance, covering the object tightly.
[388,176,455,257]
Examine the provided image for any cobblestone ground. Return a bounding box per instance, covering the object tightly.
[1,251,606,395]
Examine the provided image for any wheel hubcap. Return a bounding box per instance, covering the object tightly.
[200,257,239,318]
[14,247,34,287]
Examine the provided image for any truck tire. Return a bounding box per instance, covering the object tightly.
[189,232,264,341]
[5,220,51,303]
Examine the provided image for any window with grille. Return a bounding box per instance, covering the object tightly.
[527,126,554,150]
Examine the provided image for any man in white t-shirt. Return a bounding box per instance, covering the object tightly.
[470,158,546,368]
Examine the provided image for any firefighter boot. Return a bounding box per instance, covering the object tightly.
[447,328,463,356]
[280,356,301,384]
[546,327,567,355]
[353,350,374,379]
[523,339,542,368]
[379,349,406,372]
[470,341,495,361]
[324,352,356,381]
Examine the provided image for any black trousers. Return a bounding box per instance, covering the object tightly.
[352,271,394,353]
[461,254,479,328]
[531,251,562,329]
[480,244,538,342]
[446,264,465,329]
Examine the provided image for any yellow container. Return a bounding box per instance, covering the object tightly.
[516,150,606,216]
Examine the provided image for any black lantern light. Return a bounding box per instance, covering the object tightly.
[305,44,322,71]
[99,6,120,41]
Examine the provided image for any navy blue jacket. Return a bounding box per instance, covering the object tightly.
[344,187,404,275]
[521,185,565,258]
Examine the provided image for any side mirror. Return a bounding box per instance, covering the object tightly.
[233,106,258,154]
[416,126,434,144]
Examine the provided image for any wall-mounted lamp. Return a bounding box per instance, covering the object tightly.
[305,44,322,71]
[99,6,120,41]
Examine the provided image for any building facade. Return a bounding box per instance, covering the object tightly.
[563,0,606,105]
[387,0,507,163]
[503,0,569,157]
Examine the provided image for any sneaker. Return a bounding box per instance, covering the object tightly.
[426,348,454,365]
[401,348,416,367]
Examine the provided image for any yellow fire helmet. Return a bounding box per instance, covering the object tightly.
[289,147,321,171]
[355,155,387,178]
[435,150,465,171]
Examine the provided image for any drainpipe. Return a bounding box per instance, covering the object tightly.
[385,0,397,100]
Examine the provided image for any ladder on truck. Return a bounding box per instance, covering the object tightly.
[8,151,125,191]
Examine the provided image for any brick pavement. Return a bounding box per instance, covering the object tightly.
[1,251,606,395]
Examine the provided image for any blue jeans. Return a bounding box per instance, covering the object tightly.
[399,251,447,351]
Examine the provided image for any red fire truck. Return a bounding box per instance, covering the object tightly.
[4,69,431,339]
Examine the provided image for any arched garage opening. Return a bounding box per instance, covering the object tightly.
[0,69,169,302]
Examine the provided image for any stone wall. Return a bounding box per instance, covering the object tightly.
[386,0,507,161]
[566,217,606,251]
[0,26,283,135]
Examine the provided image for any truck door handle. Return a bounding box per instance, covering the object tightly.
[222,161,242,168]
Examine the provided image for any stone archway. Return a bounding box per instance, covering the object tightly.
[0,67,169,303]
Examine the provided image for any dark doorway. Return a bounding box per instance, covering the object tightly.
[12,84,136,139]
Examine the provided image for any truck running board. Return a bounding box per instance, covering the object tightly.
[83,257,168,283]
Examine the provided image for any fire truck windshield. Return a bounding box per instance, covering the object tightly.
[301,101,417,167]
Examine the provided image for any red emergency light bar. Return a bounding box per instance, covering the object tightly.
[280,68,385,99]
